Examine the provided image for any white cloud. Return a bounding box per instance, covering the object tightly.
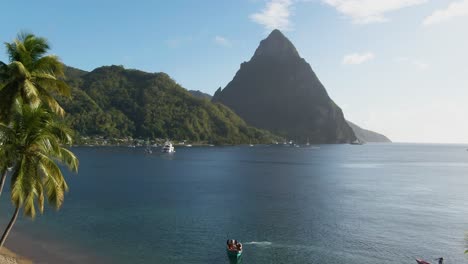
[214,36,231,47]
[423,0,468,26]
[250,0,293,31]
[342,52,375,65]
[322,0,428,24]
[394,57,429,70]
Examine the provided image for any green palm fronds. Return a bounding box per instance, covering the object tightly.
[0,32,78,249]
[1,103,78,218]
[0,32,70,122]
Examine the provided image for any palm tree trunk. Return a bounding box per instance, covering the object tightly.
[0,206,20,249]
[0,169,7,197]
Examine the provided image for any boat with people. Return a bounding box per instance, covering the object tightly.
[161,142,175,153]
[226,239,242,258]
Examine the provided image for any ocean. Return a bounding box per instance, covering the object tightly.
[1,144,467,263]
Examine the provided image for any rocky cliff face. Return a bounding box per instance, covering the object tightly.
[212,29,356,143]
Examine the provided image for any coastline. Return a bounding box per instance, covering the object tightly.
[1,230,108,264]
[0,248,31,264]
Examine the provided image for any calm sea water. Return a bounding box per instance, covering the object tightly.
[1,144,468,263]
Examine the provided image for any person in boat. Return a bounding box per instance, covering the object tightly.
[236,242,242,251]
[227,239,235,250]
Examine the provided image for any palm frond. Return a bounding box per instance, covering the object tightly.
[37,152,68,208]
[10,158,25,208]
[23,187,37,218]
[39,92,65,116]
[35,77,71,97]
[21,79,40,108]
[32,55,64,77]
[21,33,49,62]
[9,61,30,79]
[58,147,79,172]
[34,172,44,214]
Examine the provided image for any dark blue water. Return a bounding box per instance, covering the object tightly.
[1,144,468,263]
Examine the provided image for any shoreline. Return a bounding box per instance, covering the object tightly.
[1,230,108,264]
[0,248,31,264]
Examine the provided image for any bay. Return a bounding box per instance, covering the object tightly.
[1,144,467,263]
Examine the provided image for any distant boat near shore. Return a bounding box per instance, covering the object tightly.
[161,142,175,153]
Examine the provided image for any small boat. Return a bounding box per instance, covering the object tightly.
[186,144,193,147]
[161,142,175,153]
[226,240,242,258]
[306,137,310,146]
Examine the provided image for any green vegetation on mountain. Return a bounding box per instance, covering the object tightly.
[189,90,212,100]
[60,65,278,144]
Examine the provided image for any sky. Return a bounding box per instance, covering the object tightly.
[1,0,468,143]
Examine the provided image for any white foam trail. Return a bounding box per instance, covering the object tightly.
[244,241,272,246]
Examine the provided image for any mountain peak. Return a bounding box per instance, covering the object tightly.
[253,29,300,59]
[213,29,356,144]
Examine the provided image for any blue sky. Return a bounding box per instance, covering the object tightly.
[1,0,468,143]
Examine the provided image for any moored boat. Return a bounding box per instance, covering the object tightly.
[161,142,175,153]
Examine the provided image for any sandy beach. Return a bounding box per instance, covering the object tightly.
[0,247,31,264]
[0,230,107,264]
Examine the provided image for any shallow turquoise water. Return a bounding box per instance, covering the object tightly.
[1,144,468,263]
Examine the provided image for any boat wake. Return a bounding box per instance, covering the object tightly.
[244,241,272,246]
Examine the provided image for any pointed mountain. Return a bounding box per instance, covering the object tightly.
[212,30,356,143]
[253,29,300,59]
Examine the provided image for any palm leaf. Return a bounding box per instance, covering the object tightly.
[10,158,26,208]
[58,147,79,172]
[32,55,64,77]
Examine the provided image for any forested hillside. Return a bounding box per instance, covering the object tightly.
[60,65,278,144]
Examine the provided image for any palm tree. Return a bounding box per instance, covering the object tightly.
[0,32,71,196]
[0,32,70,122]
[0,102,78,248]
